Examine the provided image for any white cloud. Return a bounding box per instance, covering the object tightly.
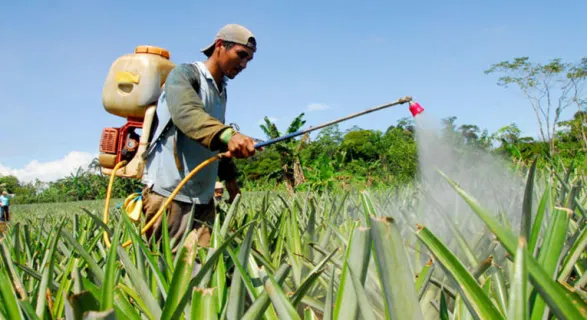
[257,117,279,125]
[307,103,331,112]
[0,151,96,183]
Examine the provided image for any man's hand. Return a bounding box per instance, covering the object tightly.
[225,179,240,204]
[225,132,262,158]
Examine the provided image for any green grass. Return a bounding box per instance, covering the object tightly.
[0,161,585,320]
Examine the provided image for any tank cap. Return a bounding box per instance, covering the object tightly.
[135,45,171,59]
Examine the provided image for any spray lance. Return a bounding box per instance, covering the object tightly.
[253,96,424,148]
[103,96,424,248]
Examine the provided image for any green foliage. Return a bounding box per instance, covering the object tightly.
[0,176,20,194]
[238,110,584,194]
[249,113,308,192]
[3,168,142,205]
[485,56,587,155]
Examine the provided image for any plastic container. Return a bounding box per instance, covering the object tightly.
[102,45,176,119]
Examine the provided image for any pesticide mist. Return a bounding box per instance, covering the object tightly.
[410,112,528,265]
[398,113,525,268]
[345,110,538,319]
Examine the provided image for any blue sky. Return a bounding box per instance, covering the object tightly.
[1,0,586,181]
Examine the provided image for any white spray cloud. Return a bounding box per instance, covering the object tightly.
[0,151,96,183]
[412,112,529,265]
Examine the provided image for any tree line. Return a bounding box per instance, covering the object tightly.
[2,56,585,204]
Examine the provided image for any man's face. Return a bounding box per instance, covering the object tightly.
[217,41,255,79]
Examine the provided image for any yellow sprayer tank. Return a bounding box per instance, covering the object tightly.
[102,45,176,119]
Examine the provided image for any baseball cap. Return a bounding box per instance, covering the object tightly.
[215,181,224,190]
[201,24,257,57]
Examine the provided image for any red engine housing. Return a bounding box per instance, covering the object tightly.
[99,117,143,166]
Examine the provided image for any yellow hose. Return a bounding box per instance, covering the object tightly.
[102,160,127,248]
[102,153,224,248]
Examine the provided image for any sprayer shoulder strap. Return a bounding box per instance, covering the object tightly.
[142,63,202,160]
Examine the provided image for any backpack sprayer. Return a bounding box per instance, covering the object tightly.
[98,46,425,248]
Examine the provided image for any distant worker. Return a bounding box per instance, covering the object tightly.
[141,24,261,249]
[214,181,225,203]
[0,191,10,222]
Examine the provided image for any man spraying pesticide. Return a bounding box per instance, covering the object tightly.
[97,24,424,251]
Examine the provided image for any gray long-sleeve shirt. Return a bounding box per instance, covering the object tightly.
[142,62,238,204]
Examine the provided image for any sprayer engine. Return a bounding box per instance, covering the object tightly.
[99,119,141,169]
[98,45,176,179]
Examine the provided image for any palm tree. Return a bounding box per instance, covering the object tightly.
[88,157,102,175]
[259,113,308,194]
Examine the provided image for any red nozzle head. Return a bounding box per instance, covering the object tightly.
[409,101,424,117]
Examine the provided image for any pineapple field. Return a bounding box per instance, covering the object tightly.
[0,158,585,320]
[1,3,585,319]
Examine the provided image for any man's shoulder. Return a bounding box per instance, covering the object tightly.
[170,62,200,77]
[166,62,202,88]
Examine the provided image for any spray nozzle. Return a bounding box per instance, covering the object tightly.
[409,101,424,117]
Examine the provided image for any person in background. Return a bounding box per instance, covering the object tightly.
[0,191,10,222]
[214,181,225,203]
